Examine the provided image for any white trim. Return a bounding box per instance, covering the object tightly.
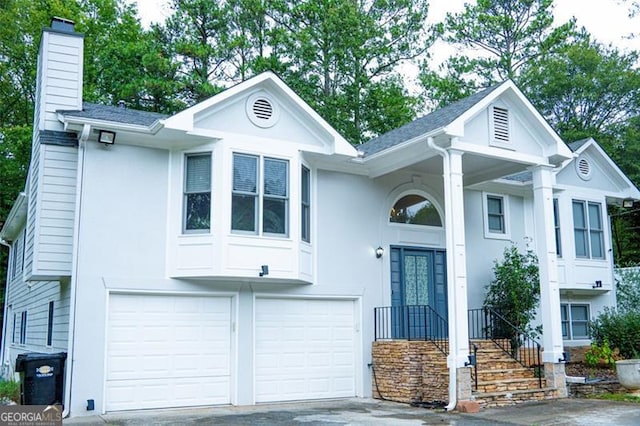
[482,192,511,240]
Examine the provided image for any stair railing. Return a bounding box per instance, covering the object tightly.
[468,307,543,388]
[374,305,449,355]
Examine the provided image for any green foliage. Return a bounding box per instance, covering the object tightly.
[584,341,616,370]
[421,0,576,107]
[589,308,640,359]
[616,267,640,313]
[0,380,20,403]
[483,244,540,336]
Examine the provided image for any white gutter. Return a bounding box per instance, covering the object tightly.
[62,123,90,418]
[0,239,11,376]
[426,137,457,411]
[58,114,164,135]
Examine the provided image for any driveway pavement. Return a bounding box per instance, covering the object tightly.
[63,397,640,425]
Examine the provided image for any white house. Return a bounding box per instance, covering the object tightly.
[1,17,639,417]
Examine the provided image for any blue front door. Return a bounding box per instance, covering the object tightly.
[390,247,447,339]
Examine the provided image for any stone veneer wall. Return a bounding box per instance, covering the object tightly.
[371,341,448,403]
[567,380,626,398]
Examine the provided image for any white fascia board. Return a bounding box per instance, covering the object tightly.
[60,114,163,135]
[450,80,573,161]
[0,192,26,241]
[450,139,550,166]
[360,129,444,164]
[572,139,640,199]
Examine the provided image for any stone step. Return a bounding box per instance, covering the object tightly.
[473,388,558,408]
[475,377,545,393]
[476,367,538,381]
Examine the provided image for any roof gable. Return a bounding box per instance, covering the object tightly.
[163,72,356,157]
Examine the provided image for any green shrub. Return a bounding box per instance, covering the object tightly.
[589,308,640,359]
[616,267,640,313]
[0,380,20,403]
[584,340,616,369]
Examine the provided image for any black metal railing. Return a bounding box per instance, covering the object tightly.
[468,307,542,388]
[374,305,448,355]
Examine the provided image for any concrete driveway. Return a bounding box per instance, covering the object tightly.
[63,397,640,425]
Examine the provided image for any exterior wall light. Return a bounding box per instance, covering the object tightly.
[465,354,477,367]
[375,246,384,259]
[98,130,116,145]
[259,265,269,277]
[622,198,634,208]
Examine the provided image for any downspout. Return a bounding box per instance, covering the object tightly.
[426,137,457,411]
[0,239,11,376]
[63,123,90,418]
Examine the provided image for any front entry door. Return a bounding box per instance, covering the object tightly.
[390,247,447,338]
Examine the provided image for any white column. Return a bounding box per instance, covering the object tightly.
[532,166,564,363]
[445,149,470,367]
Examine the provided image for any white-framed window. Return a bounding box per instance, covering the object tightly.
[19,310,27,345]
[553,199,562,257]
[561,303,590,340]
[301,165,311,243]
[489,104,511,146]
[232,153,289,236]
[183,152,212,233]
[572,200,604,259]
[46,301,54,347]
[483,193,510,239]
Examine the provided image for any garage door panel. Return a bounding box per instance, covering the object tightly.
[106,294,232,411]
[255,298,356,403]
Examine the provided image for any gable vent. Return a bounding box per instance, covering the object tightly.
[246,93,279,128]
[492,106,510,143]
[252,98,273,120]
[576,156,592,180]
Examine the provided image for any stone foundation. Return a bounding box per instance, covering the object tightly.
[371,341,448,403]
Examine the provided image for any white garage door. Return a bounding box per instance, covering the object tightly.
[255,298,357,403]
[106,294,232,411]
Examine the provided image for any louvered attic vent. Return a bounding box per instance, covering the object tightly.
[246,94,279,128]
[492,106,510,143]
[252,98,273,120]
[576,157,592,180]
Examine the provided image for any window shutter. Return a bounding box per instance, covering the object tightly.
[186,154,211,192]
[492,106,510,143]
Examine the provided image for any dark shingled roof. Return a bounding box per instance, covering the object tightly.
[40,130,78,147]
[358,83,504,156]
[567,138,591,152]
[58,102,168,127]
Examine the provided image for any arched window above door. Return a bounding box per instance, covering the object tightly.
[389,195,442,227]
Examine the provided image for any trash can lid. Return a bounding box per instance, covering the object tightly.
[16,352,67,361]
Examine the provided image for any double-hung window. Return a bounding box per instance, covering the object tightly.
[232,153,289,236]
[183,153,212,232]
[553,199,562,257]
[561,304,590,340]
[483,193,509,238]
[301,166,311,243]
[572,200,604,259]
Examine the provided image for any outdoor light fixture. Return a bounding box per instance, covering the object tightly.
[592,280,603,289]
[465,354,477,367]
[98,130,116,145]
[259,265,269,277]
[558,352,570,363]
[623,198,635,208]
[375,246,384,259]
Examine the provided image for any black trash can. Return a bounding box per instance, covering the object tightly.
[15,352,66,405]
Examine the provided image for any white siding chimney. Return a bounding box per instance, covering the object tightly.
[35,17,84,131]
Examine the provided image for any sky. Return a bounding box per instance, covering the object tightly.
[133,0,639,52]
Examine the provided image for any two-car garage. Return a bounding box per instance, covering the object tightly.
[105,293,358,411]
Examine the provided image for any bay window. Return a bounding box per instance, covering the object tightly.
[183,153,211,232]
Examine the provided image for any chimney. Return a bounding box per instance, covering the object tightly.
[35,17,84,132]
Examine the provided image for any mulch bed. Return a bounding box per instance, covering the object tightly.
[565,362,618,381]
